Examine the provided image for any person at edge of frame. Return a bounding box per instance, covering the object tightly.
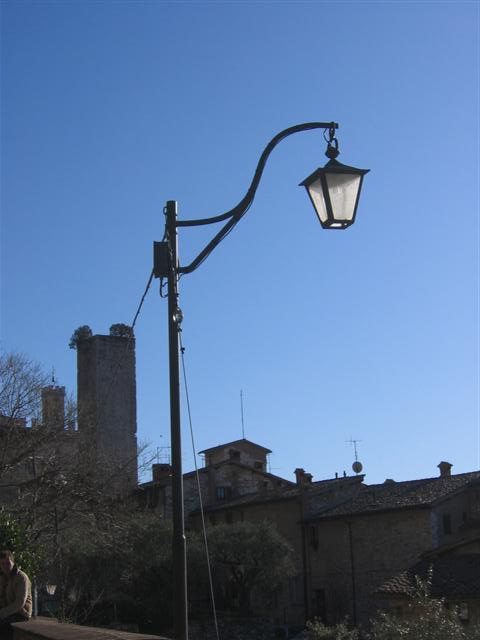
[0,550,32,639]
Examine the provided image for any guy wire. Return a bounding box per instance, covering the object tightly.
[179,332,220,640]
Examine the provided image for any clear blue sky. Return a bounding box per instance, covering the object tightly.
[1,1,478,485]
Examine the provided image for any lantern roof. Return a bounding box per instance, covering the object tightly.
[299,158,370,187]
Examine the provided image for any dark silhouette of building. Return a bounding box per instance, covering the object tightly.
[77,332,138,488]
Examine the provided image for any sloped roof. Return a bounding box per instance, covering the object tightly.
[183,459,294,484]
[377,554,480,598]
[137,459,294,490]
[191,475,363,514]
[198,438,272,455]
[307,471,480,521]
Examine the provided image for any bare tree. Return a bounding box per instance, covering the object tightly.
[0,349,153,624]
[0,351,49,483]
[0,351,47,423]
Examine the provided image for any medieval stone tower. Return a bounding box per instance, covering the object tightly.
[76,332,138,489]
[41,385,66,431]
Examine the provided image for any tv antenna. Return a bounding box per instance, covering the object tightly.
[347,437,363,474]
[240,389,245,439]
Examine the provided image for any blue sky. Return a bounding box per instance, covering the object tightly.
[1,1,478,485]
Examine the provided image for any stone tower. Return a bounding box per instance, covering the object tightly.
[77,332,138,489]
[41,385,65,430]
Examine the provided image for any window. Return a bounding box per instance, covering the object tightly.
[254,461,264,470]
[215,486,232,501]
[443,514,452,535]
[229,449,240,460]
[309,525,319,551]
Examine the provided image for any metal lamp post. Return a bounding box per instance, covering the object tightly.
[153,122,369,640]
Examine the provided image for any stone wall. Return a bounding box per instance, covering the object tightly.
[77,334,138,488]
[12,617,170,640]
[309,508,432,627]
[189,617,278,640]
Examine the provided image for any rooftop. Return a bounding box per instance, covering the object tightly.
[191,474,363,514]
[377,553,480,598]
[198,438,272,455]
[307,471,480,521]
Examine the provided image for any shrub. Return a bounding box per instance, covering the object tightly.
[369,575,480,640]
[0,510,41,577]
[109,324,134,338]
[68,325,92,349]
[305,618,359,640]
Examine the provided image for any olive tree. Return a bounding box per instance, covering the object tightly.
[202,520,296,615]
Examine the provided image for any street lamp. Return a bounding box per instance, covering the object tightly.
[300,138,369,229]
[153,122,369,640]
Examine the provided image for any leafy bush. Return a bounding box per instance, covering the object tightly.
[109,323,133,338]
[369,575,480,640]
[0,510,41,577]
[305,617,359,640]
[68,325,92,349]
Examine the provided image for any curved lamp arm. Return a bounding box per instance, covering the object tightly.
[177,121,338,275]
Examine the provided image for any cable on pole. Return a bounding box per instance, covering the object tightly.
[179,333,221,640]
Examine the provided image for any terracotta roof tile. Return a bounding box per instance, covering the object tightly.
[308,472,480,521]
[377,555,480,598]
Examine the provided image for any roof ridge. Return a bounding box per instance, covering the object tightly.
[365,469,480,489]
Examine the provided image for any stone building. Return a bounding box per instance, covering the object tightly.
[139,439,365,626]
[0,328,139,508]
[3,332,480,632]
[77,332,138,489]
[188,464,365,627]
[304,464,480,628]
[0,383,78,509]
[140,446,480,630]
[136,439,294,519]
[376,535,480,626]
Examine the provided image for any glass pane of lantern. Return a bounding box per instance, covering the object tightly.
[306,177,328,223]
[325,172,362,221]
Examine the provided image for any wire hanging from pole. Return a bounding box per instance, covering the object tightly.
[179,333,221,640]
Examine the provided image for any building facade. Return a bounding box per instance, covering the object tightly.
[77,332,138,489]
[139,445,480,630]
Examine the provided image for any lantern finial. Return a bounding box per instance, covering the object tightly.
[324,125,340,160]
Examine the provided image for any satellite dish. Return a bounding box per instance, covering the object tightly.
[352,461,363,474]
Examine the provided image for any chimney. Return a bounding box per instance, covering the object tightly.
[295,468,313,485]
[152,463,172,483]
[41,386,65,430]
[438,461,453,478]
